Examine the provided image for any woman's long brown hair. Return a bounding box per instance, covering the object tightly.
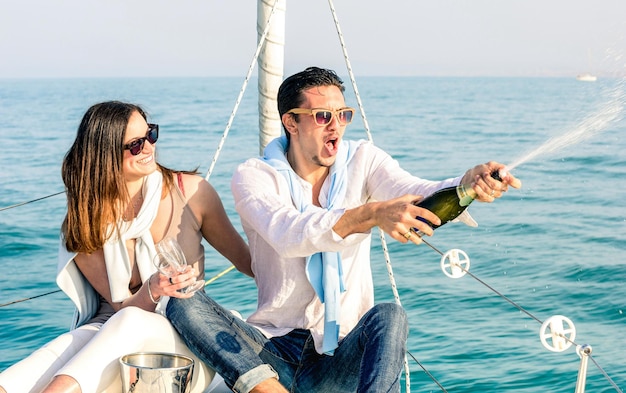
[61,101,183,253]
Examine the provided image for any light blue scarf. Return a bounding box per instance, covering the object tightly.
[264,135,358,355]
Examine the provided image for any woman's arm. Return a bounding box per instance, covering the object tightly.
[183,174,253,277]
[74,249,163,312]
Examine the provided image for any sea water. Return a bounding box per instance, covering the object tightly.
[0,76,624,392]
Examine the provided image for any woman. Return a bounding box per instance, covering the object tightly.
[0,101,251,393]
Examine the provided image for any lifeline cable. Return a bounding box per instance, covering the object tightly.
[0,265,239,308]
[0,289,62,307]
[0,191,64,212]
[417,235,623,393]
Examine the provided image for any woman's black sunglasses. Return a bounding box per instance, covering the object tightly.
[123,124,159,156]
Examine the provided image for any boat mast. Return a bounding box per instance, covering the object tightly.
[257,0,286,154]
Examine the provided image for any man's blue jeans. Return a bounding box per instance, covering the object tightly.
[167,290,408,393]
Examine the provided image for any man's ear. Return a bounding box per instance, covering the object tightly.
[282,113,297,136]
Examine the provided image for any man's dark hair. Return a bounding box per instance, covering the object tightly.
[277,67,345,136]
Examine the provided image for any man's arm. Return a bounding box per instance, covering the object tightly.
[332,194,441,245]
[335,160,521,243]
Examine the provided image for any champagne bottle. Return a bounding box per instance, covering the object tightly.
[414,170,502,229]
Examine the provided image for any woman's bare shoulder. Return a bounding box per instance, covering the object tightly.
[178,172,221,207]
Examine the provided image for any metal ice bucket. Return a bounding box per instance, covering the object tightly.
[119,352,194,393]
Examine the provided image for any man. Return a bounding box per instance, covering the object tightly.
[228,66,521,391]
[168,66,520,393]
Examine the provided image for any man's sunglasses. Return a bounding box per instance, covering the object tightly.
[123,124,159,156]
[287,107,355,126]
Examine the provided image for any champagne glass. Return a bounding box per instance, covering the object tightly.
[153,237,204,294]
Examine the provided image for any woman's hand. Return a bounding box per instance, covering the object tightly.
[153,266,199,299]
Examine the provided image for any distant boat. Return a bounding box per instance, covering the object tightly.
[576,73,597,82]
[577,48,598,82]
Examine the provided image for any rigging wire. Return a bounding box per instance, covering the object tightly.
[420,238,543,323]
[589,355,624,393]
[407,351,449,393]
[0,191,64,212]
[418,236,623,392]
[0,265,239,309]
[0,289,62,307]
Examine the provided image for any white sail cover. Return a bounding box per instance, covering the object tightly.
[257,0,286,154]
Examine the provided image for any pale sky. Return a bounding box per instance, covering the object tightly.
[1,0,625,79]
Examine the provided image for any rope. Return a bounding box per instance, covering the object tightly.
[204,265,236,286]
[327,0,417,390]
[377,225,413,385]
[327,0,374,144]
[204,0,280,182]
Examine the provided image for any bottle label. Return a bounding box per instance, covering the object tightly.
[457,185,474,207]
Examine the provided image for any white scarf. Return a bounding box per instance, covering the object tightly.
[57,170,163,326]
[104,170,162,302]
